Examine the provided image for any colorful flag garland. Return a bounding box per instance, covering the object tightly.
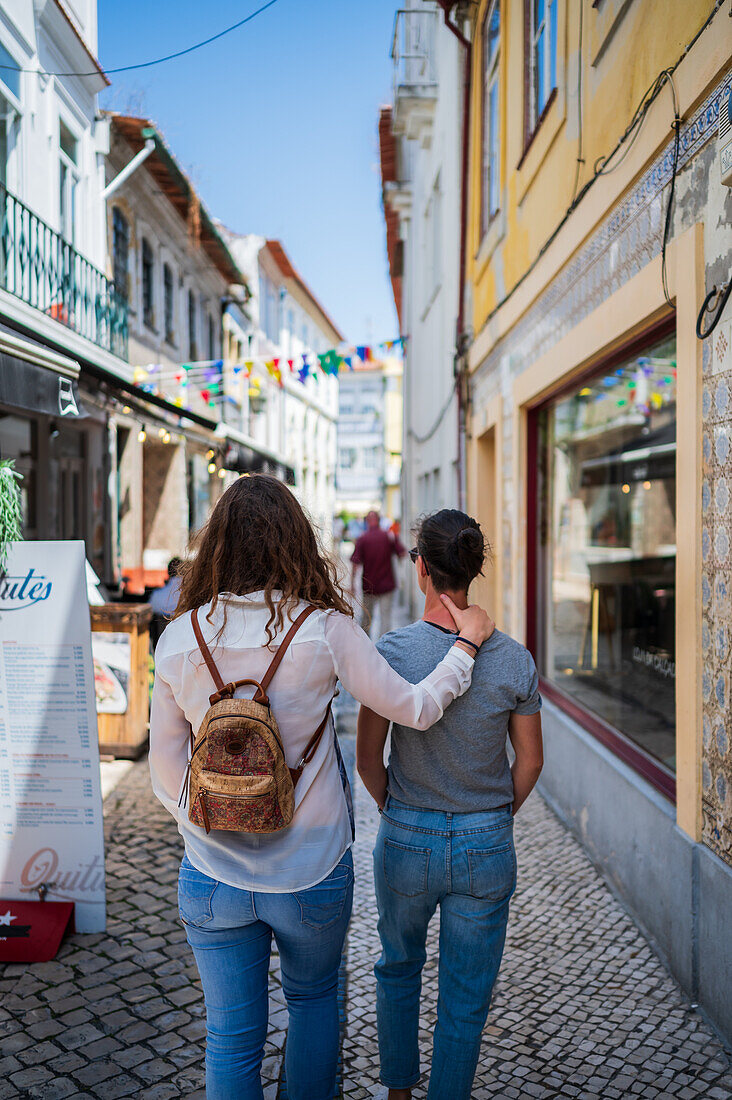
[131,338,406,407]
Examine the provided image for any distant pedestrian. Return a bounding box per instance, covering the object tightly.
[351,510,406,637]
[149,476,493,1100]
[149,557,182,648]
[357,509,544,1100]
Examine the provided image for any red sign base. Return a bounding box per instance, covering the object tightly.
[0,900,75,962]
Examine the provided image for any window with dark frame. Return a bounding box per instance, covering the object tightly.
[188,289,197,360]
[481,0,501,236]
[526,0,558,140]
[531,330,678,792]
[112,207,129,301]
[141,238,154,328]
[208,313,215,361]
[163,263,174,344]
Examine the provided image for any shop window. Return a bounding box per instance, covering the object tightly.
[0,413,37,536]
[533,332,677,783]
[526,0,558,138]
[163,262,174,344]
[481,0,501,234]
[112,207,129,300]
[142,238,154,328]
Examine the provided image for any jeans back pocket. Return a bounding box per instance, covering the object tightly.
[178,861,219,927]
[294,855,354,930]
[467,843,516,901]
[382,838,431,897]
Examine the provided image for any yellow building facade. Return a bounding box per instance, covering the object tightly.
[464,0,731,1039]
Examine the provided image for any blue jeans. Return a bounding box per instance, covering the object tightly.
[373,797,516,1098]
[178,849,354,1100]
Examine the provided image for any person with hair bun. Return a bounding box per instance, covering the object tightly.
[149,479,494,1099]
[357,508,544,1100]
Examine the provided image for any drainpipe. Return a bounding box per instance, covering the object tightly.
[437,1,472,511]
[102,135,156,200]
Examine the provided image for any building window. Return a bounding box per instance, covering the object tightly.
[59,120,79,245]
[112,206,129,300]
[481,0,501,233]
[208,313,215,360]
[188,290,197,360]
[423,174,442,301]
[527,0,558,134]
[141,238,154,328]
[533,331,677,785]
[163,263,174,344]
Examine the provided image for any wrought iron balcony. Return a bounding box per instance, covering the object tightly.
[0,183,129,361]
[391,7,438,144]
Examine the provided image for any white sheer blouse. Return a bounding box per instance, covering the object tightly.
[149,592,474,892]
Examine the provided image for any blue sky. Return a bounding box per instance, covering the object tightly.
[98,0,399,344]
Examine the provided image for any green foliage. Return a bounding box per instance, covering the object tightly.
[0,460,23,572]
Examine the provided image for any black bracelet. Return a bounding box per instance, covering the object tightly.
[454,636,480,654]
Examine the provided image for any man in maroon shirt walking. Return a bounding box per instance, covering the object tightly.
[351,511,406,637]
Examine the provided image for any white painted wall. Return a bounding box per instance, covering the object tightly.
[0,0,107,271]
[224,232,339,541]
[396,2,462,533]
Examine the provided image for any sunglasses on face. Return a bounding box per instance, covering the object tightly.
[409,548,429,574]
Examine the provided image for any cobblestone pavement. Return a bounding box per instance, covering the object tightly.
[341,711,732,1097]
[0,759,287,1099]
[1,717,731,1098]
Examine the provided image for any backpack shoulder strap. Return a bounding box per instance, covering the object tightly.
[289,694,335,787]
[260,605,317,694]
[191,608,226,694]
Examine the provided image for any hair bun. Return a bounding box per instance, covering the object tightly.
[456,527,482,547]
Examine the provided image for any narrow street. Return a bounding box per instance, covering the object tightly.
[1,724,730,1100]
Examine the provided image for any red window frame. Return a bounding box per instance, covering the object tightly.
[525,317,677,803]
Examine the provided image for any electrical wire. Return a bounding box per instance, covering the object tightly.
[697,280,731,339]
[570,0,584,205]
[661,72,681,308]
[479,0,725,335]
[0,0,280,79]
[408,378,458,444]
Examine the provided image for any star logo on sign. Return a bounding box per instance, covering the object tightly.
[0,910,16,926]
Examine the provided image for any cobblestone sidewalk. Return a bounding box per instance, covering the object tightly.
[1,734,730,1099]
[342,733,732,1098]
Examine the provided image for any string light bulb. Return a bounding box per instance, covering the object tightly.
[138,427,147,442]
[158,427,166,438]
[208,462,216,474]
[217,468,226,479]
[622,484,631,494]
[122,405,131,414]
[162,431,171,444]
[206,449,215,459]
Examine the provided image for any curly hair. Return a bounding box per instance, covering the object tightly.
[174,474,352,643]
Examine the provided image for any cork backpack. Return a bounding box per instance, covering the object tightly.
[182,605,332,835]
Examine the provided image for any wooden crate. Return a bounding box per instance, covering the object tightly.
[90,604,152,759]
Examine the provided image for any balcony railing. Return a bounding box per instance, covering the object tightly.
[0,184,129,361]
[391,8,438,98]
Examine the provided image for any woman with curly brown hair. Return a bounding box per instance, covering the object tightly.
[149,475,493,1100]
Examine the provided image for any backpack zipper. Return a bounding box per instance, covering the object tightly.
[196,786,271,834]
[191,714,285,760]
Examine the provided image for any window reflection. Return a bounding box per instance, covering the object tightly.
[539,335,677,771]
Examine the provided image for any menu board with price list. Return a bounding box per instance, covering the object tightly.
[0,542,105,932]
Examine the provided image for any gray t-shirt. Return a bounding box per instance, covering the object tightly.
[377,622,542,813]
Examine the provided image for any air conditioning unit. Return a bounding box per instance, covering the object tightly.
[720,83,732,187]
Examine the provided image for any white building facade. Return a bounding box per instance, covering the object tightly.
[381,1,463,534]
[0,0,130,584]
[224,233,341,541]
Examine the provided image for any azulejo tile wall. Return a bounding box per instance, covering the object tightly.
[702,320,732,867]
